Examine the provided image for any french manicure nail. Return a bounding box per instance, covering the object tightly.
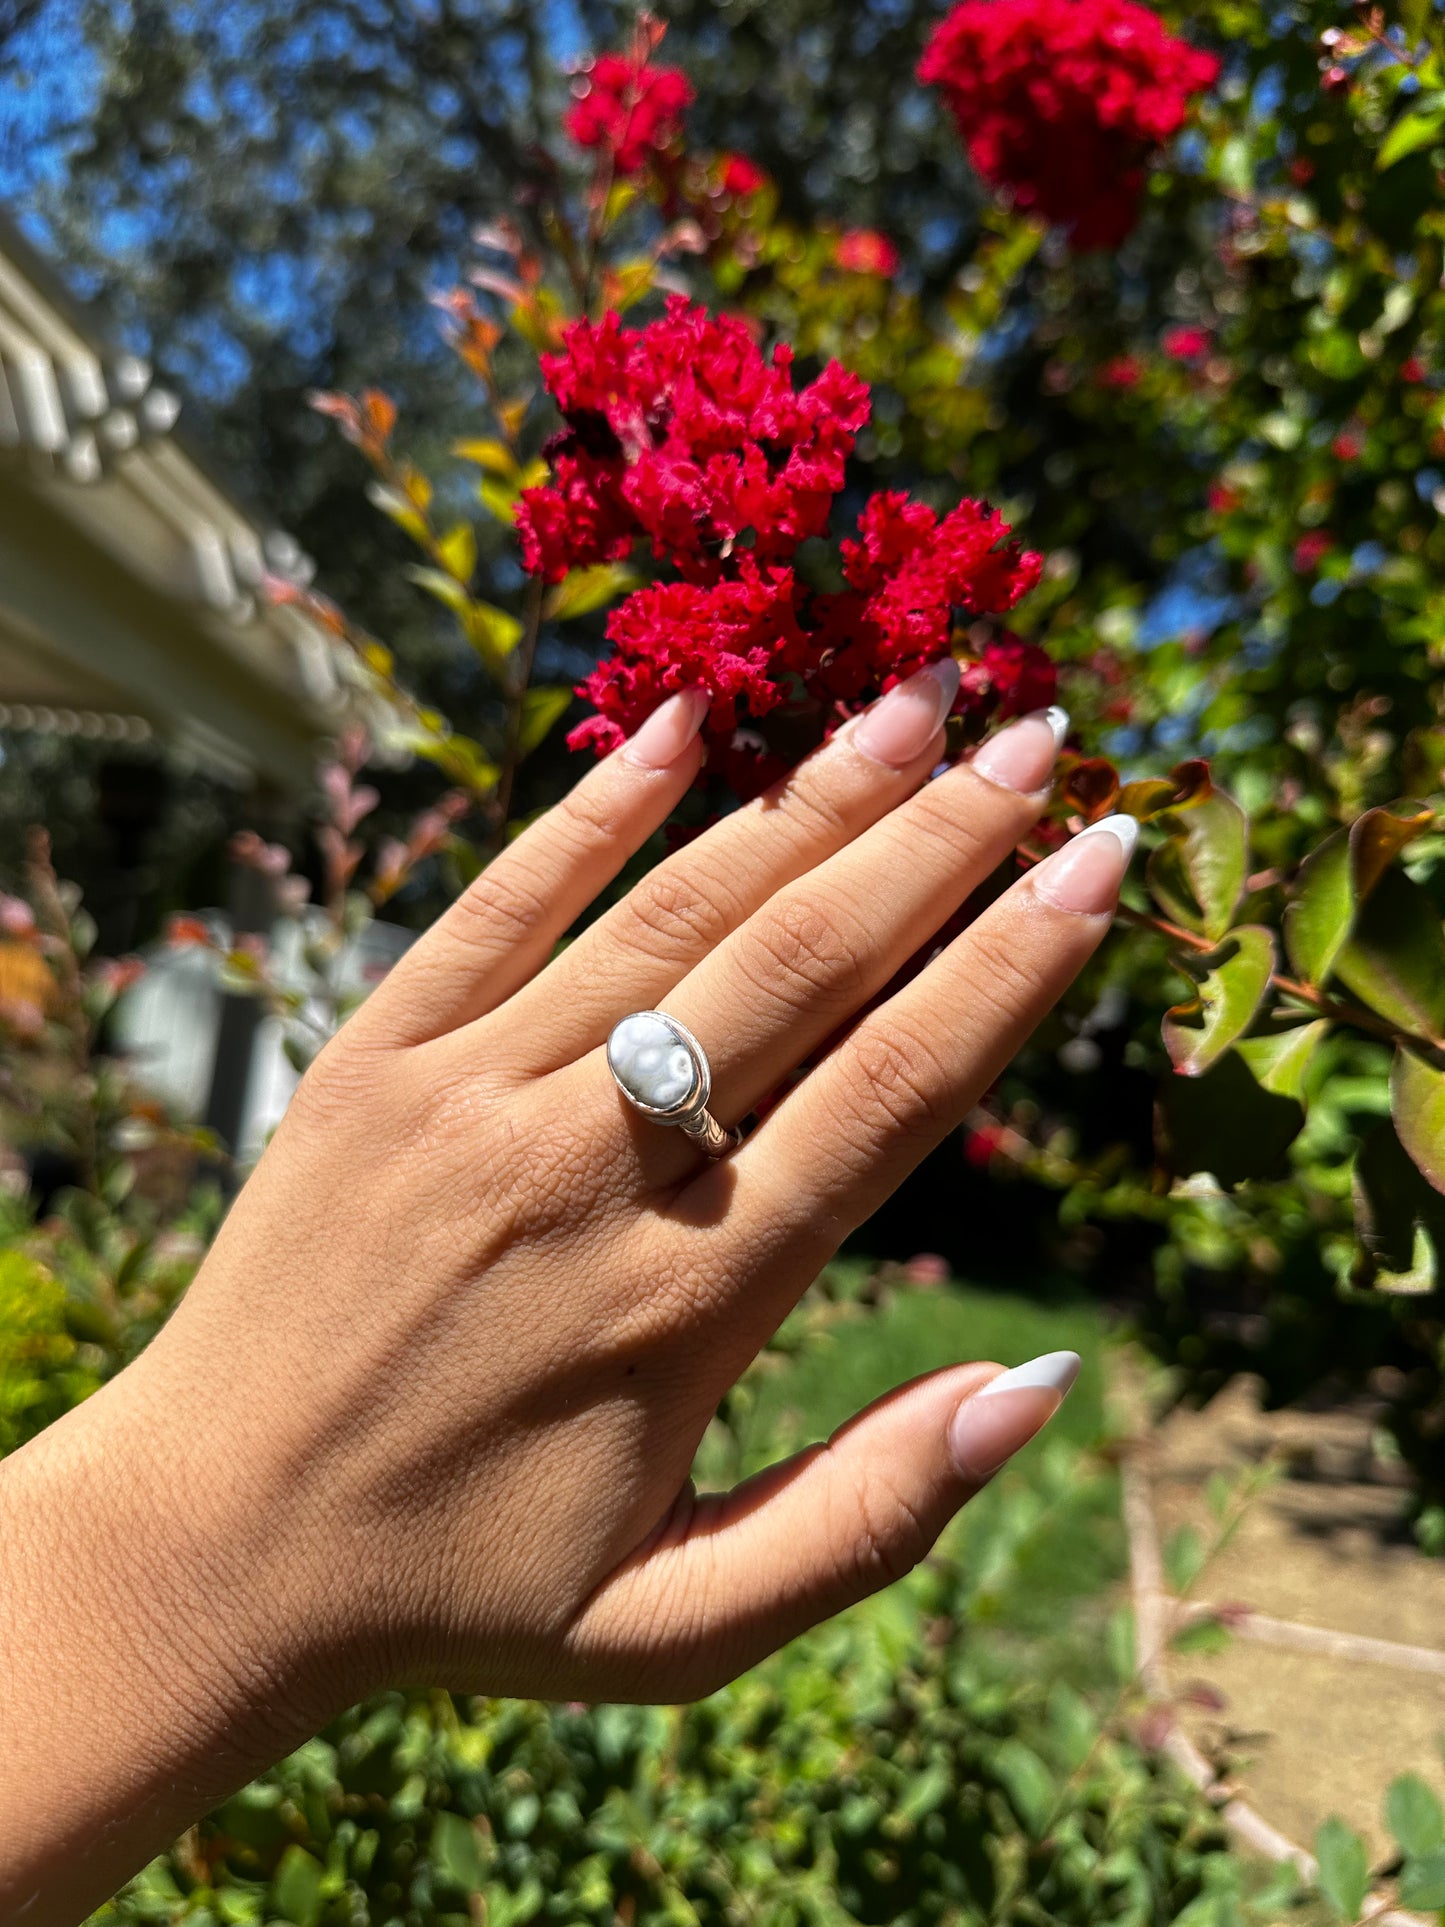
[970,705,1069,795]
[1031,812,1139,915]
[947,1351,1081,1482]
[851,658,961,769]
[623,689,710,769]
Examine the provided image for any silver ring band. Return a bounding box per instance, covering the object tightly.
[606,1010,743,1158]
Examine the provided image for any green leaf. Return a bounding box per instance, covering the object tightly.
[1378,97,1445,171]
[544,563,642,623]
[1158,1050,1305,1187]
[1169,1615,1231,1656]
[1314,1816,1370,1921]
[1285,830,1352,986]
[1150,793,1248,942]
[1163,1524,1206,1594]
[1400,1846,1445,1911]
[1335,869,1445,1038]
[518,684,573,756]
[1352,1117,1445,1288]
[1163,926,1275,1077]
[1392,1047,1445,1194]
[1236,1019,1330,1100]
[438,521,476,585]
[990,1738,1055,1838]
[1403,0,1433,46]
[405,564,471,620]
[431,1810,487,1892]
[270,1844,324,1927]
[1386,1773,1444,1859]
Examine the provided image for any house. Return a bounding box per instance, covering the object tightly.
[0,210,341,789]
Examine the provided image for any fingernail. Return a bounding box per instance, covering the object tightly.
[948,1351,1081,1482]
[851,659,961,768]
[623,689,710,769]
[1031,813,1139,915]
[970,706,1069,795]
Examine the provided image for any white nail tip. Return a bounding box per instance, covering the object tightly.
[976,1350,1081,1401]
[1034,705,1070,748]
[1074,813,1139,859]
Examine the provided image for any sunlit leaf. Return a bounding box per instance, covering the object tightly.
[1235,1019,1329,1101]
[1284,829,1352,986]
[463,601,525,676]
[544,564,642,623]
[479,478,520,525]
[1163,1523,1205,1593]
[438,521,477,585]
[404,565,470,620]
[1392,1047,1445,1194]
[1149,792,1248,942]
[452,437,518,477]
[518,685,573,756]
[1377,96,1445,171]
[1163,926,1275,1077]
[1352,800,1435,901]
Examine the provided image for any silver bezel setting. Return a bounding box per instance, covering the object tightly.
[606,1009,710,1125]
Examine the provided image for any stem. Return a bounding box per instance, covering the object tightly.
[1115,901,1445,1058]
[488,572,547,852]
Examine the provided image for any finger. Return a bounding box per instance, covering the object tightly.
[563,1353,1079,1702]
[653,706,1066,1136]
[725,814,1137,1249]
[352,690,709,1048]
[497,661,961,1073]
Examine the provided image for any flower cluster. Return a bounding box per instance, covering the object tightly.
[520,298,1047,791]
[564,51,694,176]
[918,0,1219,250]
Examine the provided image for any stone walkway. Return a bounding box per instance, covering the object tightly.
[1123,1367,1445,1890]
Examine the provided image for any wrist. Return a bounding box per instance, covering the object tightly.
[0,1351,344,1921]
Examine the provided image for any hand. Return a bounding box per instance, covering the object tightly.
[0,661,1135,1919]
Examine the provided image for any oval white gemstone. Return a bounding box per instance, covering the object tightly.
[608,1013,699,1112]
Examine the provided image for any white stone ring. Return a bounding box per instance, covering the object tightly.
[606,1010,743,1158]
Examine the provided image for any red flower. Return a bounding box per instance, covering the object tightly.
[1207,481,1240,514]
[568,561,802,752]
[840,491,1042,676]
[1292,530,1332,573]
[1331,429,1363,462]
[1099,354,1143,389]
[720,153,768,197]
[564,52,694,175]
[1162,324,1210,361]
[959,635,1058,719]
[1402,356,1428,385]
[834,229,901,276]
[918,0,1219,250]
[528,301,1051,784]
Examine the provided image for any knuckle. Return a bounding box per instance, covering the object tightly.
[961,924,1043,1024]
[770,766,855,846]
[905,778,999,867]
[449,861,555,954]
[617,863,735,964]
[741,893,868,1011]
[839,1461,928,1591]
[840,1022,950,1142]
[555,774,629,853]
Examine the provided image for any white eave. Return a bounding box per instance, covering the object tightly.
[0,215,344,790]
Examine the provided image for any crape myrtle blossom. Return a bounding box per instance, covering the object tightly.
[918,0,1219,250]
[518,299,1048,794]
[564,51,694,176]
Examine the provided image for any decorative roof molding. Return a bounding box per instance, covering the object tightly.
[0,211,346,785]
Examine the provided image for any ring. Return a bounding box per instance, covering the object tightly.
[606,1010,743,1158]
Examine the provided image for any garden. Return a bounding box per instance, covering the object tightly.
[3,0,1445,1917]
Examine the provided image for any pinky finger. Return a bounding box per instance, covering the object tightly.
[356,690,709,1048]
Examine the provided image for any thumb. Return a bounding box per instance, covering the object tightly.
[567,1351,1080,1702]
